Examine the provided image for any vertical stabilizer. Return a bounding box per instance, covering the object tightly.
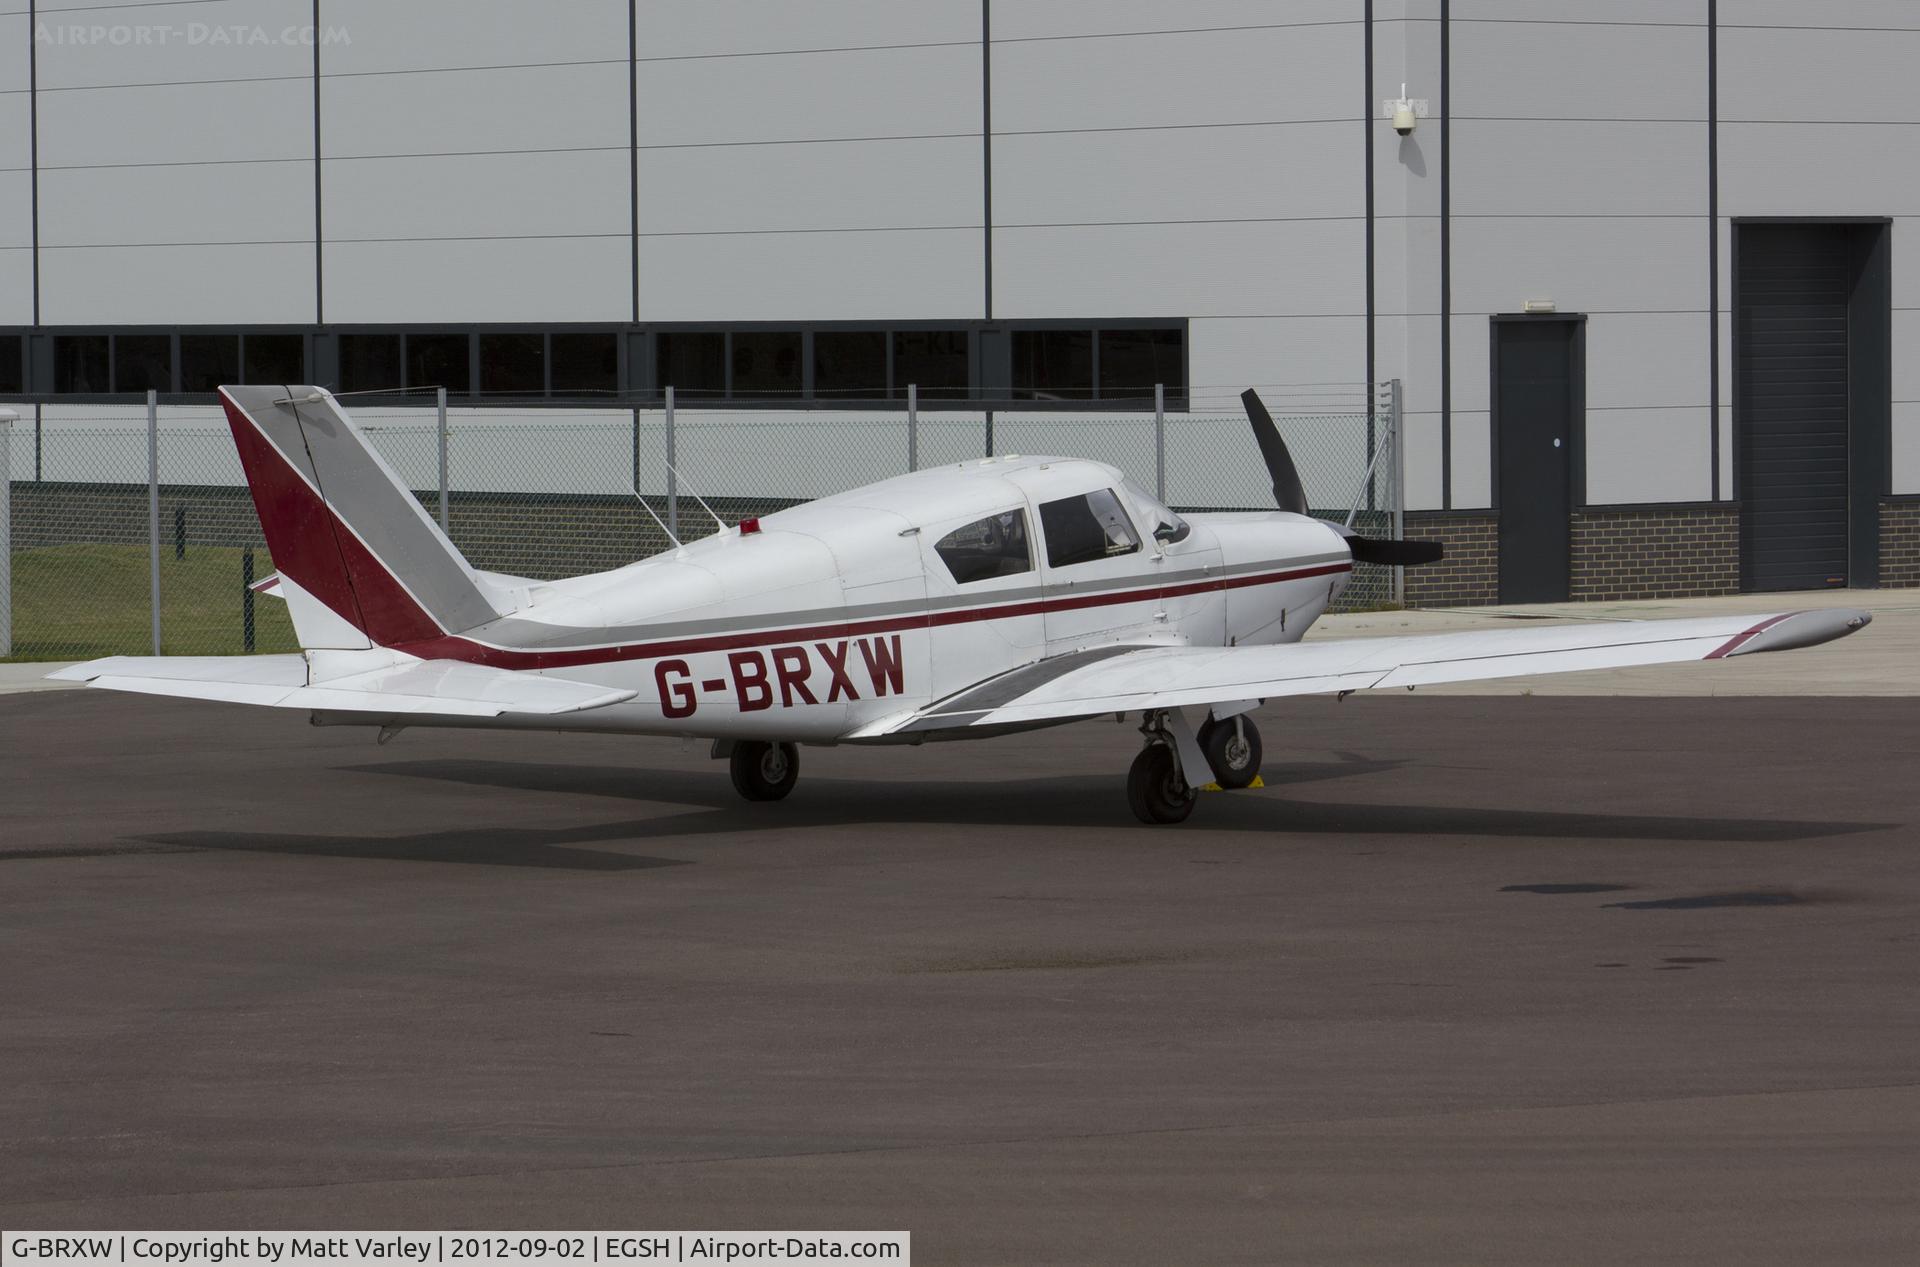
[219,386,509,649]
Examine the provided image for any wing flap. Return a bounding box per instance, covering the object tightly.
[873,608,1871,734]
[49,654,634,717]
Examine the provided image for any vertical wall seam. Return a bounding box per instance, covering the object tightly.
[1439,0,1452,510]
[1707,0,1720,501]
[312,0,323,323]
[1363,0,1375,395]
[981,0,993,321]
[629,0,639,324]
[28,0,39,327]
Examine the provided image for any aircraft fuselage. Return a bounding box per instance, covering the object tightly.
[323,457,1354,744]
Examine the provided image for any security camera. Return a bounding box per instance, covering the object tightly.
[1383,84,1427,137]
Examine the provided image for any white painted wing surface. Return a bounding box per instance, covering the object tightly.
[49,655,636,717]
[883,608,1871,733]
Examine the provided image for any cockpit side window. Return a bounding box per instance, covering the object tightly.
[934,508,1034,584]
[1039,488,1142,568]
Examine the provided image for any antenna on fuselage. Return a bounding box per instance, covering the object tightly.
[628,479,682,551]
[661,458,728,538]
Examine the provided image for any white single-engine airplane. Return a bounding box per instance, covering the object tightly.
[55,386,1869,824]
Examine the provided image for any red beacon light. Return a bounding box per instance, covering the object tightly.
[739,517,761,536]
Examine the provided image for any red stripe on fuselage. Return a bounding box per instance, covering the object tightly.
[393,562,1352,670]
[220,392,443,646]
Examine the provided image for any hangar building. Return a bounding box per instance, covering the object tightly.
[2,0,1916,604]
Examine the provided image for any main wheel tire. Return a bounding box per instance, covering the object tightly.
[729,740,799,801]
[1127,744,1195,825]
[1199,715,1263,789]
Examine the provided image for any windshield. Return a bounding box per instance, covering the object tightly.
[1120,479,1190,544]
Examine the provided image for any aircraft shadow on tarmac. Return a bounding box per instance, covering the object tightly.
[118,754,1889,870]
[134,818,693,871]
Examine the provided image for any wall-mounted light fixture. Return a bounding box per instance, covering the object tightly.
[1382,84,1429,136]
[1522,299,1557,314]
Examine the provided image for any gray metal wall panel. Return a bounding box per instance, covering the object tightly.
[995,0,1355,41]
[991,220,1362,320]
[639,137,978,236]
[1455,0,1702,20]
[1450,17,1706,120]
[636,44,979,147]
[321,0,626,73]
[1448,217,1706,317]
[325,238,631,324]
[635,0,978,58]
[1587,407,1714,504]
[636,229,984,323]
[1893,402,1920,495]
[992,124,1358,227]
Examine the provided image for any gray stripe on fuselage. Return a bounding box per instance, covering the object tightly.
[474,551,1351,650]
[226,386,503,635]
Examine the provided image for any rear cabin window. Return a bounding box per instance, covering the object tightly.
[1040,488,1141,568]
[935,509,1033,584]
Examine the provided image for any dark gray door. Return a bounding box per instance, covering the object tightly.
[1736,225,1851,591]
[1494,318,1577,604]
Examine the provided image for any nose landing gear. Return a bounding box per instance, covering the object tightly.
[1127,710,1265,824]
[1127,743,1195,824]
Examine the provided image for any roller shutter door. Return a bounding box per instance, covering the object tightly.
[1736,225,1851,591]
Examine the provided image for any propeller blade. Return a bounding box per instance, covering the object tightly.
[1241,388,1309,515]
[1346,535,1446,567]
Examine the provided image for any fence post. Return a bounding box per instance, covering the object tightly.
[1390,378,1405,606]
[242,547,255,654]
[436,385,450,533]
[1366,382,1378,513]
[907,383,918,472]
[630,402,641,500]
[664,384,678,539]
[0,410,13,657]
[1153,382,1166,501]
[147,389,161,655]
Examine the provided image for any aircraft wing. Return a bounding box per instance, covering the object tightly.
[861,608,1870,736]
[49,655,636,717]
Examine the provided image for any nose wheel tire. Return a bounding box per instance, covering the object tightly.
[730,740,799,801]
[1198,715,1263,789]
[1127,744,1196,825]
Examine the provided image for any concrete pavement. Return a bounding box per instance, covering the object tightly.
[3,689,1917,1263]
[1316,587,1916,694]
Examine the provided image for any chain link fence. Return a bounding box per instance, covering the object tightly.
[1,384,1401,661]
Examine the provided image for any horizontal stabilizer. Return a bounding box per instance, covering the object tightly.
[50,655,635,718]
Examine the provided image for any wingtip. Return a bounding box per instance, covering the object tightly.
[1721,607,1873,658]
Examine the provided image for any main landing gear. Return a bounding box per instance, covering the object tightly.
[729,740,799,801]
[1126,711,1265,825]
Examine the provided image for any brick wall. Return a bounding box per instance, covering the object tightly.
[1570,505,1739,601]
[1401,511,1499,607]
[1882,500,1920,587]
